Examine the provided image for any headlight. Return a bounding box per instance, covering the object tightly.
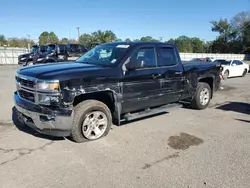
[36,80,60,92]
[37,58,44,61]
[29,55,33,58]
[21,57,26,60]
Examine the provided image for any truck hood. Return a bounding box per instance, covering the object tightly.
[18,52,33,58]
[17,62,110,80]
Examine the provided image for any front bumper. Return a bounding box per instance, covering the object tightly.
[14,91,73,137]
[18,60,27,65]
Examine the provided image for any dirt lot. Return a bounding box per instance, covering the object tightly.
[0,65,250,188]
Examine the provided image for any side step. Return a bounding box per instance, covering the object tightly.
[122,103,183,121]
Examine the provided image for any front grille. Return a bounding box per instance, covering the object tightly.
[16,76,35,88]
[18,90,35,102]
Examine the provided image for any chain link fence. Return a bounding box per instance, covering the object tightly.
[0,47,28,65]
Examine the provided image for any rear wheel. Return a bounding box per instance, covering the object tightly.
[71,100,112,143]
[26,61,33,66]
[64,54,68,61]
[223,70,229,80]
[191,82,211,110]
[242,69,247,77]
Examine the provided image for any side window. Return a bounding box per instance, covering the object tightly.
[157,47,177,66]
[235,60,243,65]
[131,47,156,68]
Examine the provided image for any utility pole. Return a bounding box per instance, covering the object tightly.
[76,27,80,42]
[27,34,30,52]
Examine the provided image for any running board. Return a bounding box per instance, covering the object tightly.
[122,103,183,121]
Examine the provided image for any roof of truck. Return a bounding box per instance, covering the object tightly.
[102,41,175,46]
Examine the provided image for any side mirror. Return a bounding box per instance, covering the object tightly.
[126,60,144,71]
[232,63,236,66]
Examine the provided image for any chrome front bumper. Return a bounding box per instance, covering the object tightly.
[14,91,73,137]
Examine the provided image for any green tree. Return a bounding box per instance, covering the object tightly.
[79,33,94,47]
[242,20,250,53]
[174,36,193,53]
[191,37,203,53]
[210,19,233,43]
[39,31,59,45]
[140,36,159,42]
[231,11,250,39]
[39,31,49,45]
[60,37,69,44]
[0,34,7,46]
[167,38,175,44]
[125,38,131,42]
[48,32,59,44]
[91,30,117,43]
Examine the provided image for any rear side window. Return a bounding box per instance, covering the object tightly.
[234,60,243,65]
[157,47,177,66]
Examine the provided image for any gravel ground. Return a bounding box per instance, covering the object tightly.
[0,65,250,188]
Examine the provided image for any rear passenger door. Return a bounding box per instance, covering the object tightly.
[156,45,184,103]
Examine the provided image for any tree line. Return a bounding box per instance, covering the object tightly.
[0,11,249,54]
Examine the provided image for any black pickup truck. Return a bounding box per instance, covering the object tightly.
[14,42,221,142]
[32,43,87,65]
[18,45,47,66]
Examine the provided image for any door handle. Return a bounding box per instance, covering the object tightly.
[175,72,182,75]
[152,73,161,79]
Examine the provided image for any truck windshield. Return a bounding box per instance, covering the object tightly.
[47,45,55,53]
[76,43,130,66]
[31,46,38,53]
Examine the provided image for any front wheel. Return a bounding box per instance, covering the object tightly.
[191,82,211,110]
[242,69,247,77]
[223,70,229,80]
[26,61,33,66]
[71,100,112,143]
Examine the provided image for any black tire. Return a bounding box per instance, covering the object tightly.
[26,61,33,66]
[71,100,112,143]
[223,70,229,80]
[242,69,247,77]
[191,82,211,110]
[64,54,68,61]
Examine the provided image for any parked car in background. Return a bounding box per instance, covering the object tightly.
[65,44,88,60]
[18,45,38,66]
[215,59,249,79]
[31,43,87,65]
[190,57,212,62]
[14,42,221,142]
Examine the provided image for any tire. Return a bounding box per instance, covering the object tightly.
[242,69,247,77]
[191,82,211,110]
[71,100,112,143]
[223,70,229,80]
[64,54,68,61]
[26,61,33,66]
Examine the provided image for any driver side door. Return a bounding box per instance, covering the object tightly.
[121,45,163,113]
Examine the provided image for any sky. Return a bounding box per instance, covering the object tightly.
[0,0,249,42]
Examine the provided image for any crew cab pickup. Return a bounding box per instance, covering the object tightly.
[14,42,221,142]
[32,43,87,65]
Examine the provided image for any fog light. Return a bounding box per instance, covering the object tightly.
[37,94,51,105]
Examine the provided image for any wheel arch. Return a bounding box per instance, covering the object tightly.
[72,90,121,125]
[198,76,214,99]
